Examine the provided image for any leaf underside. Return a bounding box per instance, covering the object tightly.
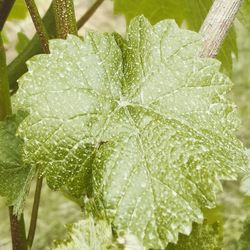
[15,16,248,248]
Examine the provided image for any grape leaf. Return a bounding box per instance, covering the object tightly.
[114,0,237,74]
[52,216,145,250]
[52,217,115,250]
[166,222,223,250]
[15,17,248,248]
[0,112,35,214]
[238,0,250,32]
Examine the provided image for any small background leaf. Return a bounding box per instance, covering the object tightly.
[8,0,27,20]
[0,112,34,214]
[52,217,114,250]
[15,32,30,54]
[238,0,250,32]
[237,217,250,250]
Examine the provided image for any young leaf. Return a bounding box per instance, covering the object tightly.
[52,217,114,250]
[114,0,237,74]
[52,216,145,250]
[0,112,35,214]
[15,16,248,248]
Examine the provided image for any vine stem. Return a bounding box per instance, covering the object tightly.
[0,0,15,31]
[27,177,43,248]
[23,0,49,246]
[7,3,55,92]
[53,0,78,38]
[25,0,50,53]
[199,0,243,58]
[0,34,11,119]
[9,209,27,250]
[77,0,104,29]
[7,0,104,91]
[1,33,27,250]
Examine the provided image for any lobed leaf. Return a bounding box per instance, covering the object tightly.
[15,16,248,248]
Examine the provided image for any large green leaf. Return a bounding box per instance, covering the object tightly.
[0,112,34,214]
[114,0,237,74]
[15,17,248,248]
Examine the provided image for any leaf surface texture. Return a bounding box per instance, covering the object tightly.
[15,17,248,248]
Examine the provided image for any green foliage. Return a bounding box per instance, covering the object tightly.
[231,24,250,148]
[14,16,248,249]
[52,216,146,250]
[52,217,115,250]
[215,181,250,250]
[2,32,8,44]
[240,151,250,196]
[0,111,35,214]
[15,32,30,54]
[114,0,237,74]
[166,222,223,250]
[0,183,83,249]
[241,177,250,197]
[8,0,28,20]
[238,0,250,32]
[237,217,250,250]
